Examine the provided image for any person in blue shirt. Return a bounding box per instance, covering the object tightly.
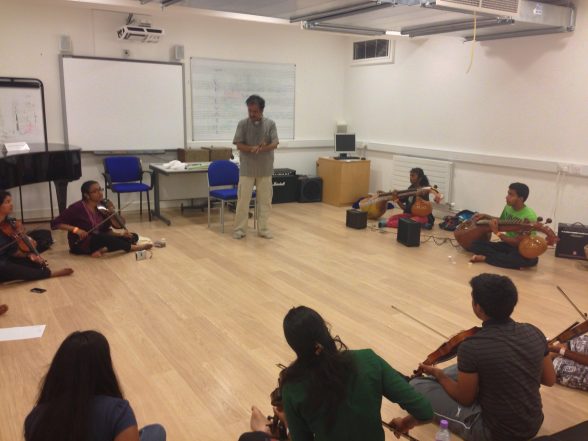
[24,330,166,441]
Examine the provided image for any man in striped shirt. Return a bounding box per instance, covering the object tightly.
[410,274,556,441]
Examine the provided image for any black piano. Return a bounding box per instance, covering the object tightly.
[0,143,82,219]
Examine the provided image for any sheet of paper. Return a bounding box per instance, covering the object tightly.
[0,324,46,342]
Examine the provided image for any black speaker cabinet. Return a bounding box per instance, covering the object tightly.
[555,223,588,259]
[298,176,322,203]
[397,217,421,247]
[272,175,298,204]
[346,209,367,229]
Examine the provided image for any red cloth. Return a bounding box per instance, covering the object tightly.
[386,213,428,228]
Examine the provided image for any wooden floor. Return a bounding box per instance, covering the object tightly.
[1,203,587,441]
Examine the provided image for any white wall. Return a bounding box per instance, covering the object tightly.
[3,0,587,225]
[0,0,346,217]
[345,4,588,224]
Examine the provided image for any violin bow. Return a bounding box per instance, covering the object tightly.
[391,305,449,340]
[382,420,420,441]
[74,200,134,244]
[556,286,588,321]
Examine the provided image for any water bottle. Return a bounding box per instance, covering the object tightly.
[434,419,450,441]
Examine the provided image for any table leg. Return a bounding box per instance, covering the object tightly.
[150,169,171,226]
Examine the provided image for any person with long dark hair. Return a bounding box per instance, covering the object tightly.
[387,168,437,229]
[244,306,432,441]
[0,190,73,283]
[51,181,152,257]
[24,330,165,441]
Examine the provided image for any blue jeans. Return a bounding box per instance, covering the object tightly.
[140,424,166,441]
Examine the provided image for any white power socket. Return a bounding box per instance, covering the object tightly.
[557,163,588,175]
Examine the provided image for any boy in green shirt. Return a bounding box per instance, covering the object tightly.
[469,182,539,270]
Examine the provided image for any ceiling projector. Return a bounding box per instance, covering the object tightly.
[117,25,164,43]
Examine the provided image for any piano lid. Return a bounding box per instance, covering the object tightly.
[2,143,81,159]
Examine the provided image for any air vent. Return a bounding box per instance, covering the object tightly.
[353,39,391,63]
[437,0,520,15]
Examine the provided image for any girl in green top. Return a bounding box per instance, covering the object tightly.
[250,306,433,441]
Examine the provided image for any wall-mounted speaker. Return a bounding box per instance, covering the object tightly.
[59,35,73,54]
[298,176,322,203]
[171,44,184,61]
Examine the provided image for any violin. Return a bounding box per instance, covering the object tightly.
[0,216,47,267]
[97,199,127,230]
[549,320,588,345]
[268,385,288,440]
[413,327,481,377]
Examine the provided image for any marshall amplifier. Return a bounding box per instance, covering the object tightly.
[555,222,588,260]
[273,168,296,176]
[272,174,298,204]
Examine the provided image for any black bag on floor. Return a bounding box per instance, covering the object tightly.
[439,209,475,232]
[28,229,54,253]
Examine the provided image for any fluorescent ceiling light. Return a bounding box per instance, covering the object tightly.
[403,18,513,37]
[291,0,393,23]
[303,21,386,36]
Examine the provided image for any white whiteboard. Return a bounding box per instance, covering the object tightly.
[0,86,45,144]
[61,56,185,151]
[191,57,295,141]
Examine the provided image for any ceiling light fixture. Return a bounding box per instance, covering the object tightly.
[303,22,387,36]
[291,0,393,23]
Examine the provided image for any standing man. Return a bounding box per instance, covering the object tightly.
[233,95,279,239]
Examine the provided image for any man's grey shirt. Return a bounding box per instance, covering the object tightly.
[233,117,279,177]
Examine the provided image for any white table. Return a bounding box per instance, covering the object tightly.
[149,162,211,225]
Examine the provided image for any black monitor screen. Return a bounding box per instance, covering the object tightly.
[335,133,356,152]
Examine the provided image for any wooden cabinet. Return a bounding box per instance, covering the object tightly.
[316,157,370,206]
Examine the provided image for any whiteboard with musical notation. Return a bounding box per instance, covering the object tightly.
[0,82,45,145]
[191,58,295,141]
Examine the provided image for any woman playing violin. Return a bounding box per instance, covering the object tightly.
[51,181,152,258]
[410,274,556,441]
[0,190,73,283]
[243,306,433,441]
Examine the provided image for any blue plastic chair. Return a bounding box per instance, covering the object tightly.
[207,160,255,232]
[102,156,153,221]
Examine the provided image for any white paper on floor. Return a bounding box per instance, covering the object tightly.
[0,325,46,342]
